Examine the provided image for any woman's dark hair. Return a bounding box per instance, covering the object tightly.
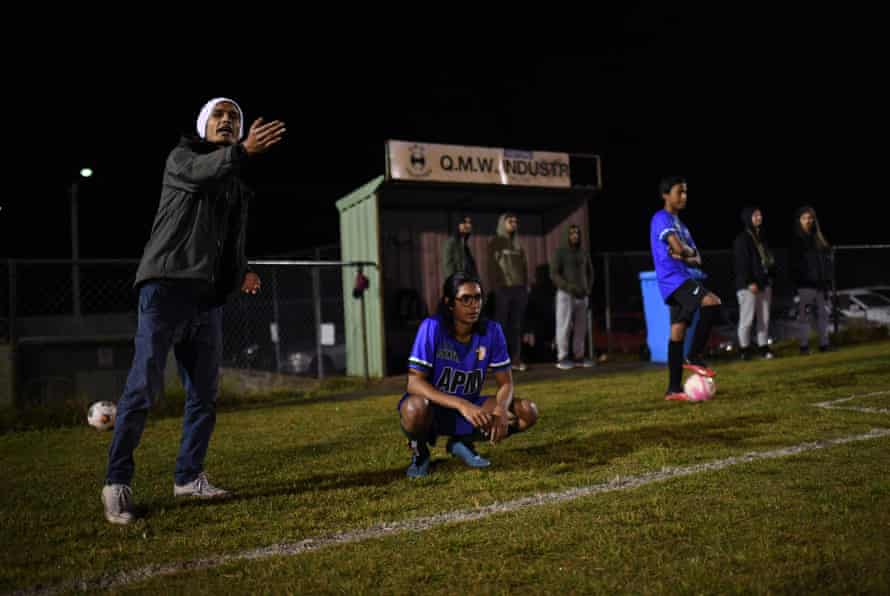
[437,272,488,336]
[453,213,472,238]
[794,205,830,249]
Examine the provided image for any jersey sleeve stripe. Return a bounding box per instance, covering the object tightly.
[658,228,678,241]
[408,356,433,368]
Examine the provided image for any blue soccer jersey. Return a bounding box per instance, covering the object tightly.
[408,315,511,400]
[650,209,699,301]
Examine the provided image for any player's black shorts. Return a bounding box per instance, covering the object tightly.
[667,278,708,324]
[398,393,521,443]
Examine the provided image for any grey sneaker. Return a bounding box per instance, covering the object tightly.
[556,360,574,370]
[174,472,229,499]
[576,359,596,368]
[102,484,135,525]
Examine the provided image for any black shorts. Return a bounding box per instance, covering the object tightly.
[667,278,707,324]
[398,393,521,444]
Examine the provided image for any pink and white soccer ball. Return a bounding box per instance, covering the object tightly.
[684,374,716,401]
[87,401,117,431]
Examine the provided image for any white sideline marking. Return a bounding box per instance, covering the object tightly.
[16,398,890,596]
[812,390,890,415]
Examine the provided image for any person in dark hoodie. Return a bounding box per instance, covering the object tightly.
[442,214,477,280]
[733,207,776,360]
[790,205,833,354]
[550,224,595,369]
[101,98,285,525]
[487,213,529,372]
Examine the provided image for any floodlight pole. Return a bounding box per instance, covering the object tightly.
[70,182,81,318]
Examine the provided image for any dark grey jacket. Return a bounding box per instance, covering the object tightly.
[135,136,252,304]
[442,234,478,280]
[549,225,594,298]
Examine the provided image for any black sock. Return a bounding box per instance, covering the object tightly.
[400,425,430,446]
[668,340,684,392]
[690,305,719,357]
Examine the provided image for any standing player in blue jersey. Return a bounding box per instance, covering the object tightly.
[398,273,539,478]
[650,176,722,401]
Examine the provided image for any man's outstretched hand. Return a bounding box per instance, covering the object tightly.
[242,118,286,156]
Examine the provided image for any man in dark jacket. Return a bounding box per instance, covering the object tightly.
[733,207,776,359]
[550,224,595,369]
[442,214,477,280]
[102,98,285,525]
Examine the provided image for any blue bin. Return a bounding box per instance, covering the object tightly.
[639,270,706,363]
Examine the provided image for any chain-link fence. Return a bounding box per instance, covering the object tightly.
[2,259,141,342]
[829,245,890,331]
[594,244,890,357]
[2,243,887,404]
[832,245,890,290]
[1,246,356,406]
[222,247,348,378]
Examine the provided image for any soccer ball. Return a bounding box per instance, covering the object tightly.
[87,401,117,431]
[683,374,716,402]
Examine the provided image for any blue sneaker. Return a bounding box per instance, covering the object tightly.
[406,440,431,478]
[446,438,491,468]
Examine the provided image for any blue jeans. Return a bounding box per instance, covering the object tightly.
[106,281,223,486]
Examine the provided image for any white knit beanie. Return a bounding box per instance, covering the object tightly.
[196,97,245,140]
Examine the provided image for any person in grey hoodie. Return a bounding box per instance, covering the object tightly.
[487,213,529,371]
[101,98,285,525]
[733,207,776,359]
[550,224,595,369]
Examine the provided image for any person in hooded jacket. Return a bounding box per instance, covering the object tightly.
[442,214,478,280]
[101,98,285,525]
[733,207,776,359]
[790,205,833,354]
[487,213,529,372]
[550,224,595,369]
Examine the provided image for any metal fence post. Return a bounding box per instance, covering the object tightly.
[70,185,82,318]
[313,249,324,380]
[8,260,16,347]
[830,246,839,336]
[271,266,282,374]
[8,259,17,405]
[603,253,612,354]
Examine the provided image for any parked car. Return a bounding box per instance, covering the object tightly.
[833,289,890,326]
[864,285,890,302]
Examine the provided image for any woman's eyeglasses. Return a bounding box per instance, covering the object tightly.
[455,294,483,306]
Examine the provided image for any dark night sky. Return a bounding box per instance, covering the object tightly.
[5,9,885,260]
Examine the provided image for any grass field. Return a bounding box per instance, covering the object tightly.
[1,341,888,594]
